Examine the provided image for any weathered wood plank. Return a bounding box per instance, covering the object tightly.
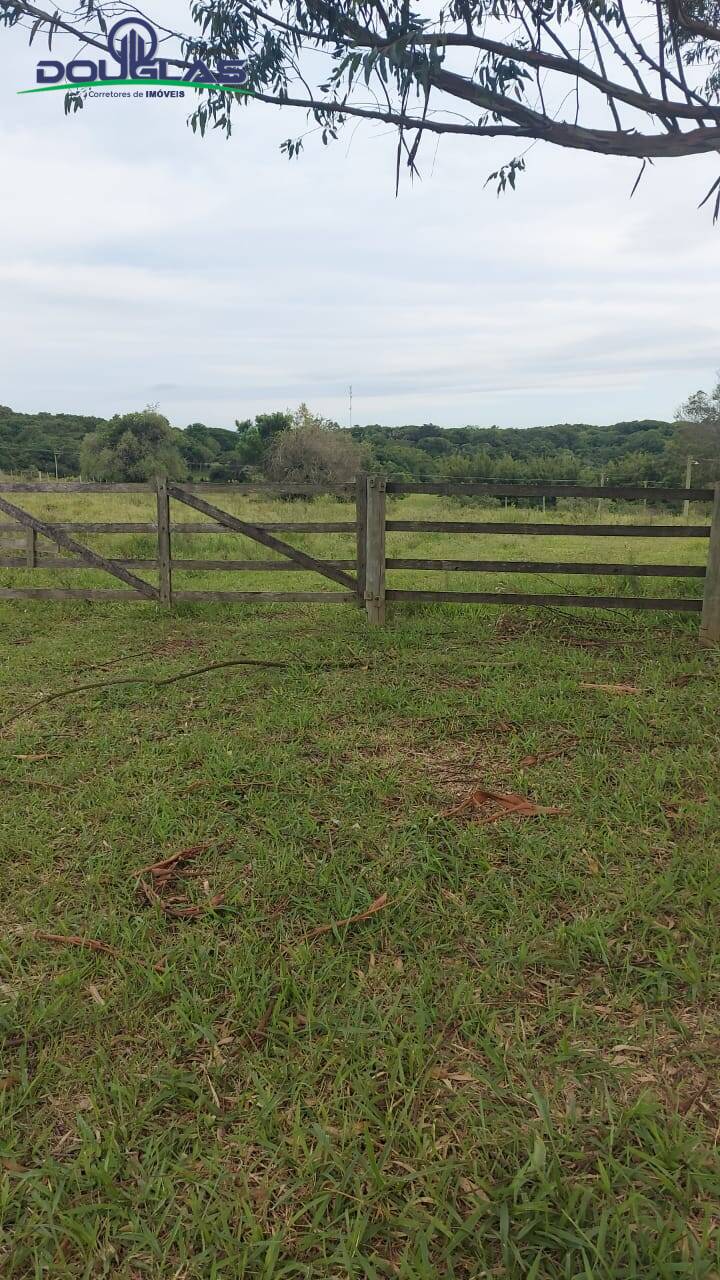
[0,587,355,603]
[365,476,386,626]
[700,483,720,646]
[169,559,356,572]
[0,587,142,601]
[0,495,159,601]
[3,480,707,500]
[0,522,161,534]
[0,482,151,493]
[385,558,706,577]
[176,521,356,533]
[0,481,353,495]
[174,590,355,602]
[0,520,356,535]
[0,557,359,572]
[168,486,357,590]
[355,473,368,607]
[386,521,710,538]
[386,482,714,501]
[156,477,172,606]
[178,483,353,495]
[386,589,702,611]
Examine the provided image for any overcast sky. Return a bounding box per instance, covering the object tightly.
[1,9,718,431]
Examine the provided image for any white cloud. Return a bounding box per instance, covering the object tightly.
[0,22,718,430]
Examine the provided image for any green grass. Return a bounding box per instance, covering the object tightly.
[1,492,719,1277]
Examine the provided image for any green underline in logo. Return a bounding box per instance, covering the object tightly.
[18,78,252,95]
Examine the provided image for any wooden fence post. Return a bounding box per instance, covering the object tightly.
[700,481,720,647]
[355,472,368,608]
[25,528,37,568]
[365,475,386,625]
[683,457,693,520]
[156,476,173,606]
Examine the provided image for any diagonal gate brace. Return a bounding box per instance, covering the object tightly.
[0,494,159,601]
[169,486,357,591]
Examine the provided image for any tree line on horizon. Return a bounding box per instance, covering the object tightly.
[0,378,719,490]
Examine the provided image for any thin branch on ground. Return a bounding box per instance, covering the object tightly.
[1,656,367,731]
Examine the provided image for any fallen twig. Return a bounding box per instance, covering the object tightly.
[238,981,284,1049]
[442,786,563,823]
[0,776,64,792]
[137,840,220,881]
[1,657,364,731]
[304,892,390,941]
[71,646,167,674]
[163,892,225,919]
[35,931,119,956]
[35,930,165,973]
[580,681,640,694]
[519,737,578,767]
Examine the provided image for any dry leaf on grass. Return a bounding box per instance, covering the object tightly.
[304,892,390,941]
[0,1075,19,1090]
[580,682,640,694]
[442,787,563,823]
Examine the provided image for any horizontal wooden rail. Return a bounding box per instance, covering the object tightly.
[173,590,355,603]
[385,558,706,577]
[386,589,702,611]
[2,555,702,579]
[0,587,354,603]
[0,521,356,535]
[0,587,143,602]
[386,481,714,500]
[2,558,702,583]
[1,480,709,499]
[386,520,710,538]
[0,481,354,495]
[0,557,357,572]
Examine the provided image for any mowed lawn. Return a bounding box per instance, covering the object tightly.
[1,495,719,1277]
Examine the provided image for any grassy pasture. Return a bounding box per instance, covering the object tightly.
[1,491,719,1278]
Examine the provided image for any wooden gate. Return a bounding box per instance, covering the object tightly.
[0,479,362,607]
[0,492,159,601]
[167,485,357,596]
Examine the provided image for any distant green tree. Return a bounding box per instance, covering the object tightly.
[673,376,720,484]
[176,424,220,476]
[265,405,366,485]
[247,411,293,443]
[208,439,264,482]
[80,410,187,482]
[375,442,434,480]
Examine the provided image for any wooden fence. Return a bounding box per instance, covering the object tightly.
[0,477,718,645]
